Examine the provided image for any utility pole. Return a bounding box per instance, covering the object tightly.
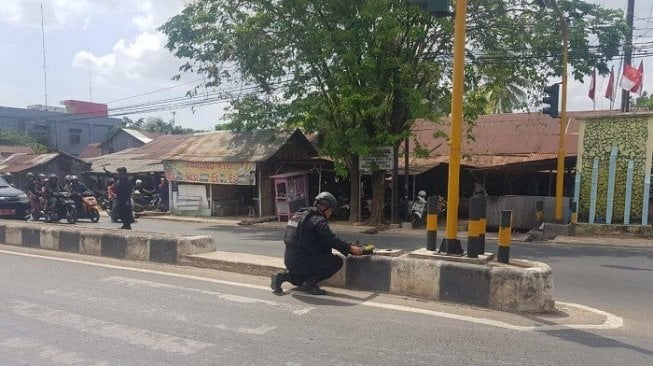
[550,0,569,222]
[620,0,635,112]
[439,0,467,254]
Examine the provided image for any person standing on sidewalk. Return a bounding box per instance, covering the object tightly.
[271,192,364,295]
[115,167,134,230]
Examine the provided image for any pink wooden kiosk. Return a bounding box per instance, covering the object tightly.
[270,171,309,221]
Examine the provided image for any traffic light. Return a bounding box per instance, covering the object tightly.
[542,84,560,118]
[409,0,452,17]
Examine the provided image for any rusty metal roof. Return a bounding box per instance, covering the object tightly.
[78,143,102,159]
[0,145,35,155]
[403,111,616,173]
[84,134,191,174]
[0,153,82,173]
[163,129,314,163]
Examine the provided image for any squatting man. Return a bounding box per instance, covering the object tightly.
[271,192,364,295]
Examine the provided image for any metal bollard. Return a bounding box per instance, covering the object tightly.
[479,197,486,255]
[467,197,482,258]
[570,201,578,224]
[426,196,438,251]
[535,200,544,228]
[498,210,512,264]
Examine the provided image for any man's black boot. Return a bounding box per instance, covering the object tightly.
[270,272,288,294]
[298,280,326,295]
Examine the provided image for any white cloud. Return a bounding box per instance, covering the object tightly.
[72,31,180,85]
[0,0,183,31]
[0,0,94,30]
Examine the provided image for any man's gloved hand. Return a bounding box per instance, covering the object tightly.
[350,244,364,256]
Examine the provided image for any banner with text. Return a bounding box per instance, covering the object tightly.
[163,160,256,185]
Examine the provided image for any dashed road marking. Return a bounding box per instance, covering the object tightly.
[2,300,214,355]
[102,276,313,316]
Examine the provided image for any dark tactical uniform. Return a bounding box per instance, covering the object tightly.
[283,207,352,286]
[115,174,134,228]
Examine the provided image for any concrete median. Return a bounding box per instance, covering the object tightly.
[0,221,214,264]
[180,248,555,313]
[0,221,554,312]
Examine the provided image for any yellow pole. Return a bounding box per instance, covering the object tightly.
[440,0,467,254]
[552,0,568,222]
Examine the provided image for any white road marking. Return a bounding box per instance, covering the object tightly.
[101,276,313,315]
[2,300,214,355]
[0,249,624,332]
[43,289,279,335]
[0,337,110,365]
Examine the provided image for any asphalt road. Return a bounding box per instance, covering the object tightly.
[1,248,651,365]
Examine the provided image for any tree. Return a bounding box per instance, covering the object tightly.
[0,129,50,153]
[112,116,196,135]
[160,0,626,226]
[634,92,653,110]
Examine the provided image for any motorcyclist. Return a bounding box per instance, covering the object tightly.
[69,175,89,211]
[132,179,153,209]
[63,175,72,192]
[44,174,63,213]
[24,173,41,219]
[3,172,15,187]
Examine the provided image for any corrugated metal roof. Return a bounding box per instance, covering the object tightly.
[0,153,62,173]
[163,129,307,163]
[403,111,620,172]
[84,134,191,174]
[0,145,35,155]
[78,143,102,159]
[122,128,154,144]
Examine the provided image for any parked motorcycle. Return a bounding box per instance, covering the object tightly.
[43,192,77,224]
[132,191,159,213]
[71,191,100,223]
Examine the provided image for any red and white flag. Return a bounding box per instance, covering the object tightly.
[588,68,596,101]
[605,66,615,101]
[620,63,643,92]
[633,61,644,95]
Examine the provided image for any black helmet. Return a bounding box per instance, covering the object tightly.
[3,172,12,178]
[48,174,58,182]
[26,172,35,179]
[314,191,337,209]
[71,175,79,182]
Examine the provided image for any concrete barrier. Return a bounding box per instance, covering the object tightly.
[0,221,214,264]
[180,248,555,313]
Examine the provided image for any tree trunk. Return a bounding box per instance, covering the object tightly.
[369,170,386,227]
[349,156,361,224]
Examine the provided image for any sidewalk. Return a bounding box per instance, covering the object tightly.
[140,213,653,248]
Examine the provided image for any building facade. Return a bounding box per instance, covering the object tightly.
[0,106,121,156]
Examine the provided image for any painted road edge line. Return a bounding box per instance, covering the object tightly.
[0,249,623,332]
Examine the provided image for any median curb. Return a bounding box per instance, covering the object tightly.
[0,221,554,312]
[180,249,555,313]
[0,221,214,264]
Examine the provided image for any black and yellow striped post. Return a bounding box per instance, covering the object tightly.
[498,210,512,264]
[467,197,483,258]
[426,196,438,251]
[570,201,578,224]
[479,197,487,255]
[535,200,544,228]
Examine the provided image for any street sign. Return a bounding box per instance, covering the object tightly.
[359,146,394,173]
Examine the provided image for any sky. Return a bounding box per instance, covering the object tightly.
[0,0,652,131]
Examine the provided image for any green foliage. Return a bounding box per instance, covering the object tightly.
[113,116,195,135]
[0,129,50,153]
[160,0,625,149]
[634,91,653,110]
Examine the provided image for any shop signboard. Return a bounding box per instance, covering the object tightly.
[163,160,256,185]
[359,146,393,173]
